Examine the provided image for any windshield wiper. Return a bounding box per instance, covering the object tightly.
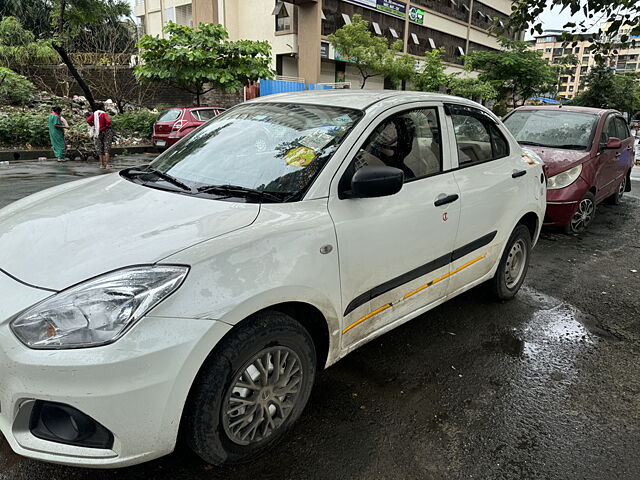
[551,144,587,150]
[518,141,548,147]
[123,166,193,192]
[197,184,287,203]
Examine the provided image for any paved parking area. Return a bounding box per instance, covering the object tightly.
[1,156,639,480]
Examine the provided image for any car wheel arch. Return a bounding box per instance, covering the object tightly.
[516,211,539,241]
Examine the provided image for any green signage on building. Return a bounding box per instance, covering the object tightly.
[409,6,425,24]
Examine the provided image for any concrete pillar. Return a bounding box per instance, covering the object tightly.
[193,0,217,25]
[297,2,322,84]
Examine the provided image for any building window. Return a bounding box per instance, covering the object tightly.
[429,38,436,49]
[175,4,192,27]
[582,56,589,63]
[574,46,580,53]
[457,46,465,56]
[545,36,554,42]
[411,32,420,45]
[389,27,399,38]
[273,2,292,32]
[164,7,175,24]
[136,0,144,5]
[545,47,551,53]
[569,86,574,92]
[341,13,351,25]
[372,22,382,35]
[136,15,145,35]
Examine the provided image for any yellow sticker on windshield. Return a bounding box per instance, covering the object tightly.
[285,146,316,167]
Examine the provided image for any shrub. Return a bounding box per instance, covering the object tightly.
[0,67,36,105]
[0,113,50,147]
[111,110,158,138]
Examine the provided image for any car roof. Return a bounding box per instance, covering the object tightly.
[513,105,619,116]
[248,89,484,111]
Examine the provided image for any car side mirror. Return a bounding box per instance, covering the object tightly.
[604,137,622,149]
[347,166,404,199]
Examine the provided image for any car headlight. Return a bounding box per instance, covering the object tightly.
[547,164,582,190]
[10,265,189,350]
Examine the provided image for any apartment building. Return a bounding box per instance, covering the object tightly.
[532,27,640,100]
[134,0,522,88]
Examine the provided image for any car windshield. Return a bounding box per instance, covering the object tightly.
[503,110,598,151]
[150,103,362,200]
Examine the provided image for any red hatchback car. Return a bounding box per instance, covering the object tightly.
[504,106,634,233]
[152,107,226,149]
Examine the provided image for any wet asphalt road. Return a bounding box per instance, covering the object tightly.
[1,156,640,480]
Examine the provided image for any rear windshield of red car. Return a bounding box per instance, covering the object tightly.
[158,109,182,122]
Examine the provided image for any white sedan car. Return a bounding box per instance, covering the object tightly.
[0,91,545,468]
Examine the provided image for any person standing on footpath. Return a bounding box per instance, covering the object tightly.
[86,103,113,169]
[48,106,68,162]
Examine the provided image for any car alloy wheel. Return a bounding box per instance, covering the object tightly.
[504,239,527,289]
[222,346,303,446]
[569,196,595,233]
[617,176,626,201]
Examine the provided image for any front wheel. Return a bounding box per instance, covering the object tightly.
[488,224,532,301]
[564,191,596,234]
[606,174,626,205]
[183,311,317,465]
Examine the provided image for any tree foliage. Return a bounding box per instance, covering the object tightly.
[328,14,416,89]
[414,48,497,101]
[571,65,640,118]
[506,0,639,54]
[0,67,36,105]
[136,22,274,106]
[0,17,57,71]
[464,38,556,108]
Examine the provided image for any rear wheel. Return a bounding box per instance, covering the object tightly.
[564,191,596,234]
[183,311,316,465]
[488,224,531,301]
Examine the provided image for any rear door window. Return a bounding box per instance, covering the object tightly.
[448,105,509,166]
[158,109,182,122]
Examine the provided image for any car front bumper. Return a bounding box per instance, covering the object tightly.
[543,176,590,227]
[0,273,232,468]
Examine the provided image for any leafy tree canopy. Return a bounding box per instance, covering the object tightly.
[328,14,416,88]
[414,48,497,101]
[571,65,640,118]
[506,0,639,54]
[0,16,57,69]
[0,67,36,105]
[464,38,556,108]
[136,22,274,105]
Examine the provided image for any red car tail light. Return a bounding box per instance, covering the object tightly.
[172,120,187,131]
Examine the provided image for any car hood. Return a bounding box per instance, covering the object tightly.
[523,146,591,177]
[0,174,259,291]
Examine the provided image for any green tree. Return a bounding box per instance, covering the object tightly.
[465,37,557,109]
[414,48,449,93]
[0,67,36,104]
[506,0,639,54]
[136,22,274,106]
[0,17,57,72]
[328,14,415,89]
[414,47,497,101]
[572,66,640,118]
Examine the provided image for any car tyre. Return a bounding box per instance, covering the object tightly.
[488,224,531,301]
[606,174,626,205]
[563,191,596,234]
[183,311,317,466]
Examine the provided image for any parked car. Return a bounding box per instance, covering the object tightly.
[152,106,225,149]
[503,106,634,233]
[0,91,545,468]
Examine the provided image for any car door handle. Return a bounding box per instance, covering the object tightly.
[434,194,459,207]
[615,153,621,158]
[512,170,527,178]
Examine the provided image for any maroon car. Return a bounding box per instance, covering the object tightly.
[504,106,634,233]
[152,107,226,149]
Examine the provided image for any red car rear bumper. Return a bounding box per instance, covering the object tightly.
[543,176,590,226]
[152,135,180,149]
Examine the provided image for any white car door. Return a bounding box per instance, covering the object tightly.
[443,103,530,296]
[328,104,460,350]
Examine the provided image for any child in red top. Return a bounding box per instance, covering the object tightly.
[86,103,113,169]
